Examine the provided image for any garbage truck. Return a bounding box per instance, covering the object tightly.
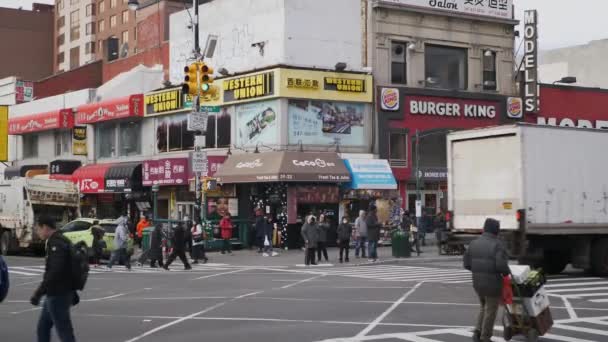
[446,123,608,275]
[0,177,80,255]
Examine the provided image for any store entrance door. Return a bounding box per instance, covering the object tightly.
[407,191,441,215]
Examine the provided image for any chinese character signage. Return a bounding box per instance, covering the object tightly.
[76,94,144,124]
[223,72,275,103]
[15,80,34,103]
[144,88,185,116]
[235,99,279,147]
[72,126,87,156]
[380,0,512,20]
[143,158,189,186]
[287,77,319,90]
[288,100,366,146]
[523,10,539,113]
[9,109,74,135]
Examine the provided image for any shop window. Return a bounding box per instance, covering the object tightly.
[483,50,497,91]
[389,132,407,168]
[54,131,72,156]
[119,122,141,156]
[96,122,116,158]
[391,42,407,84]
[425,45,468,90]
[156,114,195,153]
[96,121,141,158]
[23,135,39,158]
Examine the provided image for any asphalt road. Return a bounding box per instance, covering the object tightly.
[2,253,608,342]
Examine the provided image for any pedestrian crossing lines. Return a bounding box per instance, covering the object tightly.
[307,264,473,284]
[544,276,608,303]
[8,263,240,277]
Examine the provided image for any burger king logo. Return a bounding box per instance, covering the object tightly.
[381,88,399,111]
[507,97,523,119]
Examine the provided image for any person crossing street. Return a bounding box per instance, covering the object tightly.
[108,216,131,270]
[354,210,368,259]
[337,217,352,263]
[164,220,192,270]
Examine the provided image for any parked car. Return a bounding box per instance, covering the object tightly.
[61,218,134,258]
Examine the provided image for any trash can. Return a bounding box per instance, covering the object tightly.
[142,227,155,252]
[391,230,411,258]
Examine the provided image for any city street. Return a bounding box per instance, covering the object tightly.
[2,249,608,342]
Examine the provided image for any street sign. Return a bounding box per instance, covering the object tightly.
[415,200,422,218]
[187,112,208,132]
[200,106,220,113]
[194,135,206,148]
[192,151,208,173]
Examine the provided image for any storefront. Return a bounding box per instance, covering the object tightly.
[377,87,523,214]
[215,151,351,249]
[49,159,82,181]
[143,157,191,220]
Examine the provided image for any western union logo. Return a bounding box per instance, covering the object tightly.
[223,72,274,102]
[324,77,366,92]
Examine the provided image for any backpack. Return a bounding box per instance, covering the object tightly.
[71,241,90,291]
[0,255,9,302]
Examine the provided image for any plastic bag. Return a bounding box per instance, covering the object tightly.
[264,236,270,247]
[502,275,514,305]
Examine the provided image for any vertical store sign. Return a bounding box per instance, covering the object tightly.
[0,106,7,161]
[523,10,539,113]
[72,126,87,156]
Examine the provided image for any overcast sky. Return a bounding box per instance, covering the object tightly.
[5,0,608,50]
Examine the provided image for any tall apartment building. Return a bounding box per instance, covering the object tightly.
[54,0,97,72]
[95,0,136,62]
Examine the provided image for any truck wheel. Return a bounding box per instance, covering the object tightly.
[542,251,569,274]
[591,238,608,276]
[1,231,10,256]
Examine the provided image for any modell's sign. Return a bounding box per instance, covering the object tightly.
[76,94,144,124]
[537,117,608,130]
[406,96,499,119]
[523,10,539,113]
[8,109,74,135]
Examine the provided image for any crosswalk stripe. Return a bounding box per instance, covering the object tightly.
[589,299,608,303]
[10,266,45,273]
[546,281,608,288]
[549,287,608,293]
[553,324,608,336]
[8,269,40,276]
[563,293,608,298]
[548,277,605,282]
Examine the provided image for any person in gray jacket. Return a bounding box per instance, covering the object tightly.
[354,210,367,258]
[108,215,131,270]
[301,216,319,266]
[316,214,330,263]
[463,218,510,342]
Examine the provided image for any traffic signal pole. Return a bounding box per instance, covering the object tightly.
[192,0,204,227]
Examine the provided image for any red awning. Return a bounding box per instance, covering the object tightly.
[72,163,114,194]
[9,109,74,135]
[75,94,144,124]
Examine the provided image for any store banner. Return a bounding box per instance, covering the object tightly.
[144,88,186,117]
[344,159,397,190]
[223,71,275,104]
[288,100,366,146]
[412,167,448,181]
[143,158,189,186]
[76,94,144,124]
[9,109,74,135]
[380,0,513,20]
[235,99,279,147]
[72,126,87,156]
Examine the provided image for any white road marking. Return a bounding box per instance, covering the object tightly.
[355,282,423,338]
[235,291,262,299]
[553,323,608,336]
[280,274,326,289]
[191,268,246,280]
[8,270,39,276]
[590,298,608,303]
[83,293,126,302]
[549,286,608,293]
[549,294,578,319]
[564,293,608,298]
[10,307,41,315]
[546,281,608,288]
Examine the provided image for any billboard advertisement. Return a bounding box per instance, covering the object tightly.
[235,99,279,147]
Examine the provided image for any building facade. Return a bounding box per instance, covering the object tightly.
[539,39,608,88]
[54,0,97,72]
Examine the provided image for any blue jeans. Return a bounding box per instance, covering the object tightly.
[355,236,367,257]
[37,293,76,342]
[368,240,378,259]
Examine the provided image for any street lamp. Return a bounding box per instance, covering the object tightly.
[553,76,577,85]
[127,0,139,11]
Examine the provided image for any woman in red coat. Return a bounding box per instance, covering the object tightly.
[219,212,233,254]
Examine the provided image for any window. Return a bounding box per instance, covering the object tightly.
[96,121,142,158]
[156,115,195,153]
[23,135,38,158]
[483,50,497,91]
[70,10,80,41]
[57,16,65,29]
[98,19,105,32]
[70,46,80,69]
[86,4,95,16]
[54,131,72,156]
[389,132,407,167]
[110,0,117,8]
[85,41,96,54]
[86,22,96,35]
[425,45,468,90]
[121,30,129,44]
[110,15,117,28]
[70,0,79,5]
[99,1,105,13]
[391,42,407,84]
[57,52,65,64]
[122,10,129,24]
[57,0,64,11]
[57,33,65,47]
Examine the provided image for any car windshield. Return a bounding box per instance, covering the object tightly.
[101,224,117,234]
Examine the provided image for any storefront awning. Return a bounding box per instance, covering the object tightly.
[344,159,397,190]
[75,94,144,124]
[215,151,350,183]
[72,163,115,193]
[105,162,142,193]
[49,159,82,178]
[4,164,47,180]
[9,109,74,135]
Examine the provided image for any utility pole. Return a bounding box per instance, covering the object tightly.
[192,0,203,227]
[415,129,421,223]
[193,0,200,56]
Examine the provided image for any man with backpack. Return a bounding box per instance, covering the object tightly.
[31,215,82,342]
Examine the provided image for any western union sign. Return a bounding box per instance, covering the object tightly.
[324,77,366,92]
[145,88,185,116]
[223,72,274,103]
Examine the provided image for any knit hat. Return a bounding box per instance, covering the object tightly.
[483,218,500,235]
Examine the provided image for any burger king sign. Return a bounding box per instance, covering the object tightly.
[380,88,400,111]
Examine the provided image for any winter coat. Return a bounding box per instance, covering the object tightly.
[301,222,319,247]
[149,225,163,259]
[171,224,187,252]
[354,216,368,237]
[114,216,129,250]
[365,213,381,241]
[33,231,73,298]
[220,217,233,240]
[401,216,412,231]
[255,216,266,238]
[317,222,329,242]
[136,219,150,238]
[91,225,105,254]
[463,232,510,297]
[337,223,353,241]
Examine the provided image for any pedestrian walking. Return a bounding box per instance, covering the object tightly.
[301,215,319,266]
[135,214,150,248]
[90,220,106,267]
[366,205,381,262]
[255,209,266,253]
[149,224,164,268]
[220,212,233,254]
[317,214,329,262]
[31,215,77,342]
[262,215,276,257]
[337,217,352,263]
[164,221,192,270]
[190,220,208,264]
[0,254,8,303]
[354,210,368,258]
[108,216,131,270]
[463,218,510,342]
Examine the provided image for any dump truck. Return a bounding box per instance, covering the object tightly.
[447,124,608,275]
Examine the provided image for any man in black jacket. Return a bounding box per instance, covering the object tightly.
[164,222,192,271]
[463,218,510,342]
[31,215,77,342]
[365,205,381,262]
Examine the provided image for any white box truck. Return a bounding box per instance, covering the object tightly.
[447,124,608,275]
[0,176,80,255]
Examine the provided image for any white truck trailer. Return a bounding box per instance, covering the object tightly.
[447,124,608,275]
[0,177,80,255]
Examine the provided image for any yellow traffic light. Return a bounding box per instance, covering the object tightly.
[182,62,200,96]
[200,62,218,101]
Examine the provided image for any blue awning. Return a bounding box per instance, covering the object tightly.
[344,159,397,190]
